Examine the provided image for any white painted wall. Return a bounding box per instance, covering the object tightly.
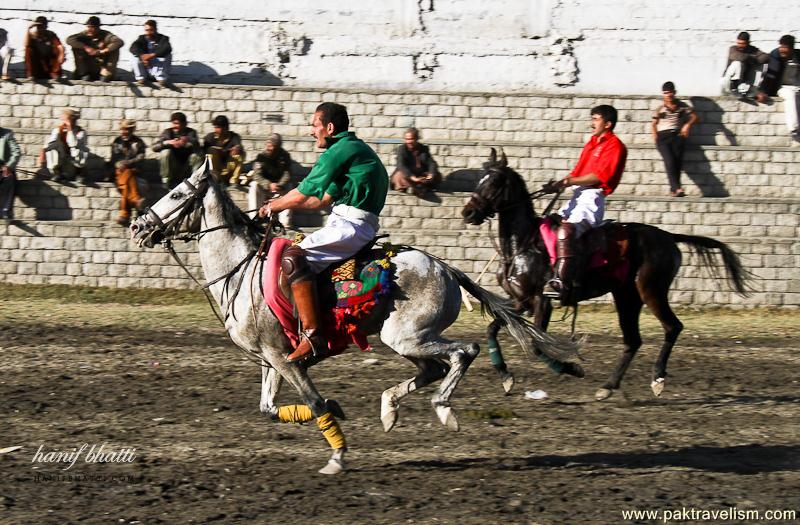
[1,1,798,95]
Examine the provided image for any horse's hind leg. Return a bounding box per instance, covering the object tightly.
[597,284,644,401]
[429,339,480,431]
[487,318,515,394]
[380,357,449,432]
[640,289,683,397]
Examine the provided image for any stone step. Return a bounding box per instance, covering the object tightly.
[9,128,800,199]
[2,81,799,149]
[11,177,799,240]
[0,219,795,307]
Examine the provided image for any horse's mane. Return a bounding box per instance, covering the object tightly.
[206,177,263,247]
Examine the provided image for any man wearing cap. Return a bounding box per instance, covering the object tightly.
[247,133,293,223]
[258,102,389,362]
[721,32,769,97]
[110,119,147,226]
[129,19,172,86]
[0,126,21,223]
[0,28,13,81]
[66,16,123,82]
[151,112,201,189]
[203,115,245,185]
[44,108,89,182]
[23,16,65,80]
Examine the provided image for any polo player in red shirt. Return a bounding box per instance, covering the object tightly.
[542,104,627,303]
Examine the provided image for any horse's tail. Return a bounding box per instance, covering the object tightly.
[434,256,580,363]
[672,234,753,296]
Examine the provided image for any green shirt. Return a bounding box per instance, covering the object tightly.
[297,132,388,215]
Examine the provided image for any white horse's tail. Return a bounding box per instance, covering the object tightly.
[432,255,580,364]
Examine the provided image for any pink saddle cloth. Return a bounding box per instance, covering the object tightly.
[539,217,628,280]
[262,238,371,353]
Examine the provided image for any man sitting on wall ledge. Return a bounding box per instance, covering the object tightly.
[23,16,65,81]
[43,108,89,183]
[130,19,172,86]
[109,119,147,227]
[756,34,800,143]
[390,127,441,197]
[203,115,245,186]
[66,16,123,82]
[152,112,201,189]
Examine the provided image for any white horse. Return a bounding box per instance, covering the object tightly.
[130,160,579,474]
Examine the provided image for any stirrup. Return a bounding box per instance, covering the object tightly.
[542,278,563,299]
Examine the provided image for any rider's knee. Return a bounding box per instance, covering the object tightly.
[557,222,577,240]
[281,245,313,284]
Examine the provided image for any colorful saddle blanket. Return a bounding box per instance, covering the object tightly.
[263,238,394,354]
[539,217,630,282]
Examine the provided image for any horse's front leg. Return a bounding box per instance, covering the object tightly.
[259,363,283,419]
[532,294,585,378]
[487,318,514,394]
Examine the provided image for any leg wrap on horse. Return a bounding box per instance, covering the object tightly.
[487,338,506,369]
[316,412,346,450]
[275,404,314,423]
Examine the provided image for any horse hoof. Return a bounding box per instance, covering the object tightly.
[501,372,515,394]
[563,362,585,379]
[435,405,459,432]
[380,392,398,432]
[325,399,347,420]
[651,378,666,397]
[318,458,345,475]
[595,388,614,401]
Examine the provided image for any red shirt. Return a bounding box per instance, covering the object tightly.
[568,131,627,195]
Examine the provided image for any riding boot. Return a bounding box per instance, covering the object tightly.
[543,224,577,303]
[282,245,327,362]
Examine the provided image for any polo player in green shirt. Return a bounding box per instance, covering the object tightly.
[259,102,389,362]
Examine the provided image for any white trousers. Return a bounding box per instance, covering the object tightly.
[720,61,763,96]
[0,44,12,77]
[299,204,379,273]
[45,146,80,176]
[131,56,171,81]
[777,85,800,133]
[558,187,605,237]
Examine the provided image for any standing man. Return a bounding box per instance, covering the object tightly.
[203,115,244,185]
[151,112,200,189]
[129,19,172,86]
[721,31,769,97]
[0,125,21,223]
[542,105,627,304]
[23,16,65,80]
[756,35,800,142]
[66,16,123,82]
[258,102,388,362]
[44,108,89,182]
[109,119,146,226]
[390,127,441,197]
[652,81,698,197]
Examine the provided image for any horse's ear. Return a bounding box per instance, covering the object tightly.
[499,148,508,168]
[489,148,497,164]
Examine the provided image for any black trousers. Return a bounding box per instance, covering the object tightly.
[0,170,16,217]
[656,131,685,193]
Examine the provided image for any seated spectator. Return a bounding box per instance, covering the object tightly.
[24,16,65,81]
[0,28,13,81]
[652,81,698,197]
[390,127,441,197]
[721,31,769,97]
[130,20,172,86]
[247,133,292,224]
[756,35,800,142]
[0,126,21,223]
[66,16,123,82]
[109,119,146,227]
[203,115,244,185]
[43,108,89,183]
[152,112,200,189]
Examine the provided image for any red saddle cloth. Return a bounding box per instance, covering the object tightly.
[539,217,630,282]
[263,239,390,355]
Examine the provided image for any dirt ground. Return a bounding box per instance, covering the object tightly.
[1,285,799,524]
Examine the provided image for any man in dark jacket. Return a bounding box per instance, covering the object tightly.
[390,127,441,197]
[0,126,21,223]
[203,115,245,185]
[756,35,800,142]
[110,119,147,226]
[66,16,123,81]
[130,19,172,86]
[247,133,293,223]
[720,31,769,97]
[151,112,200,188]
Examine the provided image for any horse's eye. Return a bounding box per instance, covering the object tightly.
[170,192,183,199]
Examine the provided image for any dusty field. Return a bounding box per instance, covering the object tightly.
[1,284,799,524]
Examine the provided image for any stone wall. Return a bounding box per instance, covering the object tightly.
[0,81,798,307]
[1,1,799,94]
